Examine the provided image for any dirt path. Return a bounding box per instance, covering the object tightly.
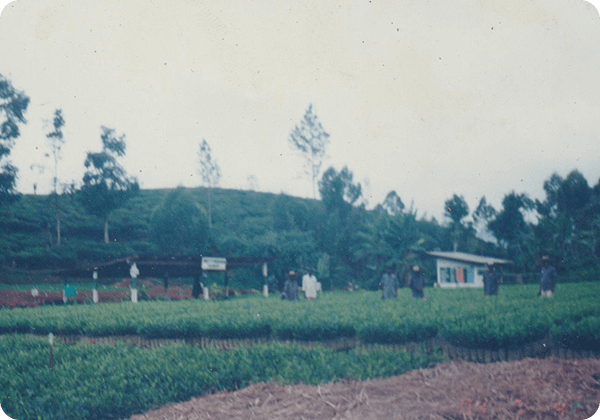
[130,357,600,420]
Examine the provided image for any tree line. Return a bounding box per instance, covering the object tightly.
[0,73,599,289]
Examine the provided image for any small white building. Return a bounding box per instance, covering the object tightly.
[427,251,511,288]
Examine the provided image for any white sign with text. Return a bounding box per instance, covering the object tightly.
[201,257,227,271]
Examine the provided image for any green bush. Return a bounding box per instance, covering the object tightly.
[551,315,600,351]
[0,335,445,420]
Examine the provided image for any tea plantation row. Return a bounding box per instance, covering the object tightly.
[1,283,599,350]
[0,335,445,420]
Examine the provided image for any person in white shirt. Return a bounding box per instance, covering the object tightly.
[302,268,319,300]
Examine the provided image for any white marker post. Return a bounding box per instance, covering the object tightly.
[262,262,268,298]
[92,270,98,303]
[129,263,139,303]
[203,286,209,301]
[48,333,54,372]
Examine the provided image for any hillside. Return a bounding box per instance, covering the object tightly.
[0,188,324,286]
[0,186,502,290]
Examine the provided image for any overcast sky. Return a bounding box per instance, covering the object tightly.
[1,0,599,222]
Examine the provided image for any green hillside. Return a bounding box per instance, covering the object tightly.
[0,188,307,285]
[0,186,454,289]
[2,179,596,290]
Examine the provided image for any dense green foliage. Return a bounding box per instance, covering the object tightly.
[150,188,209,255]
[1,167,599,290]
[0,335,443,420]
[79,126,139,244]
[1,283,598,350]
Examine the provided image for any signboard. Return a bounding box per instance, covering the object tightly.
[64,285,77,298]
[202,257,227,271]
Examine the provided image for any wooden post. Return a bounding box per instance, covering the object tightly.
[224,270,229,298]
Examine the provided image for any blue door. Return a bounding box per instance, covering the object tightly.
[465,268,474,284]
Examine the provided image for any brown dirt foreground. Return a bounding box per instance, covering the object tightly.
[131,358,600,420]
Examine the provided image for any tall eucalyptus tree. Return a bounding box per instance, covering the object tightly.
[0,74,29,207]
[79,127,139,243]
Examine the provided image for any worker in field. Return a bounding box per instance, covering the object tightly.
[409,265,425,299]
[483,263,499,296]
[302,268,319,300]
[283,271,299,300]
[539,255,557,298]
[380,267,399,299]
[163,272,169,292]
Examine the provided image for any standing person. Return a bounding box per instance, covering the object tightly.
[380,267,399,300]
[163,272,169,292]
[539,255,557,298]
[409,265,425,299]
[284,271,299,301]
[482,263,499,296]
[192,274,202,299]
[302,268,319,300]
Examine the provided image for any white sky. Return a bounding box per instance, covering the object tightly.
[1,0,600,222]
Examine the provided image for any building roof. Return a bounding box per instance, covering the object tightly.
[426,251,511,266]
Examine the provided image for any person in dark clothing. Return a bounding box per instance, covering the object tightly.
[163,272,169,292]
[192,274,202,299]
[482,263,499,296]
[283,271,299,301]
[539,255,557,298]
[409,265,425,299]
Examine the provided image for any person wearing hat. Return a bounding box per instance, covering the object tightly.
[409,265,425,299]
[380,267,399,300]
[539,256,557,298]
[283,271,299,301]
[483,262,499,296]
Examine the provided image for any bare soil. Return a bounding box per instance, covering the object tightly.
[130,357,600,420]
[0,280,256,308]
[0,289,130,308]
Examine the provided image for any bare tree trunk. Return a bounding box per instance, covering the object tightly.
[46,229,53,247]
[207,187,212,229]
[592,219,600,268]
[56,213,61,246]
[452,224,459,252]
[55,193,61,246]
[311,153,317,199]
[54,170,61,246]
[104,219,110,244]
